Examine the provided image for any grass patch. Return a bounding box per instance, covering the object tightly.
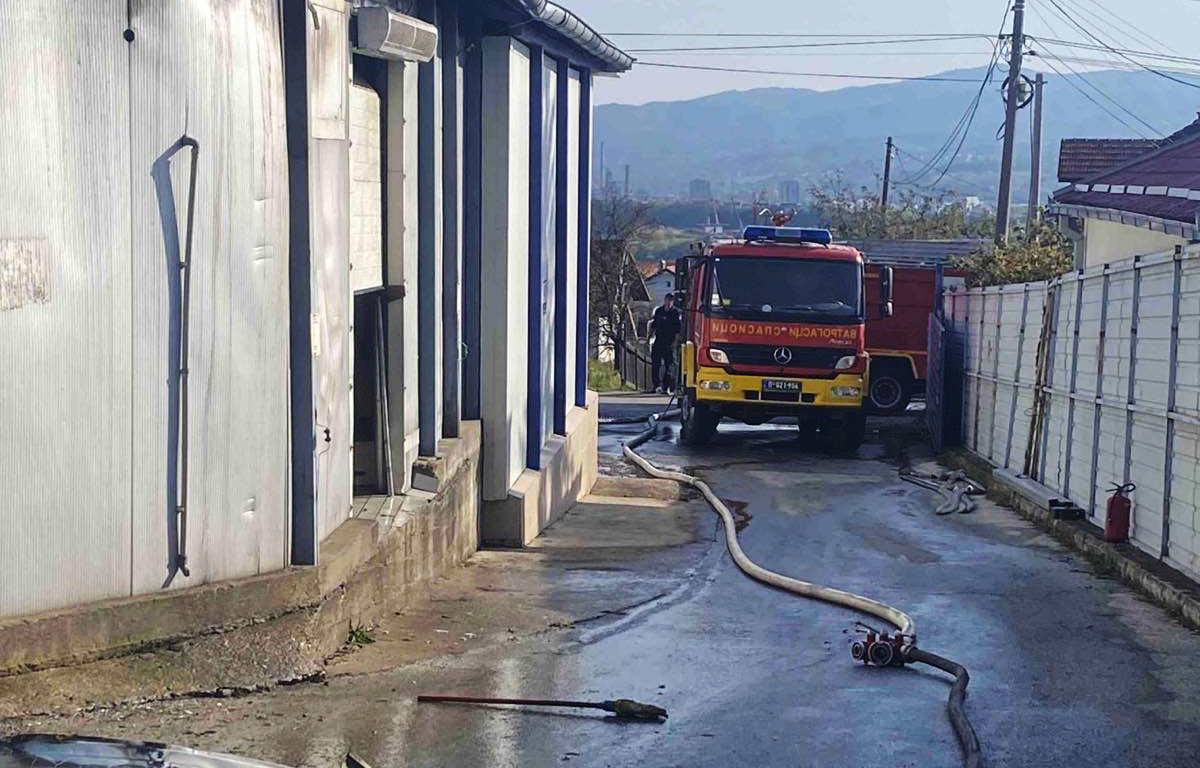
[588,359,633,392]
[348,623,375,646]
[634,226,696,262]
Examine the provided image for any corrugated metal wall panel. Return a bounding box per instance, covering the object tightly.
[312,137,352,541]
[307,1,353,543]
[399,60,421,484]
[0,1,134,616]
[350,84,384,293]
[563,70,580,409]
[480,37,530,499]
[128,0,290,592]
[540,60,557,447]
[1,0,291,617]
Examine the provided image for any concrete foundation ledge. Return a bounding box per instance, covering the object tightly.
[944,450,1200,632]
[482,391,599,547]
[0,423,482,716]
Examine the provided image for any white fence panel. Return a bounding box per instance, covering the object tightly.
[947,244,1200,582]
[978,289,1001,463]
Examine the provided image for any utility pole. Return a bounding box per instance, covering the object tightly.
[880,136,894,212]
[996,0,1026,244]
[1026,72,1045,231]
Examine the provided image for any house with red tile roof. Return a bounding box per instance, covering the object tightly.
[1049,117,1200,267]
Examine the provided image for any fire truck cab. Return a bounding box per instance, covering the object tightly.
[675,226,893,451]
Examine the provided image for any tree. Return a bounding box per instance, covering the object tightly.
[953,219,1074,286]
[589,193,655,356]
[809,173,995,240]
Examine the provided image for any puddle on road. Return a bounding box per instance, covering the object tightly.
[722,499,753,531]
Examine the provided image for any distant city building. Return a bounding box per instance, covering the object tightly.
[688,178,712,200]
[779,179,802,204]
[963,195,982,210]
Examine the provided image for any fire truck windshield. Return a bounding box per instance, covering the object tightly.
[708,257,861,320]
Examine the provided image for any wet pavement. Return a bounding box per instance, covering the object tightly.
[7,398,1200,767]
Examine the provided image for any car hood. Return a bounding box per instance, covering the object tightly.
[0,735,292,768]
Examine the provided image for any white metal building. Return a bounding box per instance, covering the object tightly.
[0,0,629,619]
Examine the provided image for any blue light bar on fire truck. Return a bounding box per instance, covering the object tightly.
[741,225,833,246]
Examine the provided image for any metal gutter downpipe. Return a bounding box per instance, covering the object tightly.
[513,0,634,72]
[151,135,200,585]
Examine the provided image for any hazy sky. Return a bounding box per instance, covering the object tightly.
[566,0,1199,105]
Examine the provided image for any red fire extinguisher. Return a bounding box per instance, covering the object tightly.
[1104,483,1136,543]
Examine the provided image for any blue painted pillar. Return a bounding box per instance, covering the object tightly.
[441,0,461,439]
[552,56,570,435]
[283,0,315,565]
[460,8,482,421]
[575,69,592,408]
[526,45,545,470]
[417,0,442,457]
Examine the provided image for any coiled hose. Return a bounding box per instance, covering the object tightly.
[620,410,981,768]
[899,471,983,516]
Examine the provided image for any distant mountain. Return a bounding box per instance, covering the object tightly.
[594,67,1198,202]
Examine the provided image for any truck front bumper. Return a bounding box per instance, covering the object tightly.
[692,366,865,409]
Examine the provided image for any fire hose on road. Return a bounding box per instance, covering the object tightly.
[620,409,982,768]
[899,470,984,516]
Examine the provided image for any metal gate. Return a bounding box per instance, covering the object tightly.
[613,335,654,392]
[926,311,963,454]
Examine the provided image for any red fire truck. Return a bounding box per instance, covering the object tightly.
[864,260,966,414]
[674,226,893,451]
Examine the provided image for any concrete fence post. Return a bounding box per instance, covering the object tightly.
[1161,249,1184,559]
[1122,256,1142,490]
[1039,278,1064,484]
[990,288,1005,462]
[1063,270,1086,499]
[1087,266,1111,519]
[1004,283,1031,470]
[958,290,970,448]
[973,290,987,454]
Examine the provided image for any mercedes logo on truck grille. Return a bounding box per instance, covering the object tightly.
[773,347,793,365]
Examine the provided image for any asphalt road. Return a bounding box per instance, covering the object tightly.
[12,399,1200,768]
[589,397,1200,767]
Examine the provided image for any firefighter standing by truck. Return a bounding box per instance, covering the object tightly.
[649,292,681,393]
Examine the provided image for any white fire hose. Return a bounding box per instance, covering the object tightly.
[619,408,980,768]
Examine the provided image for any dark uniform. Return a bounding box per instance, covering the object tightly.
[650,300,681,392]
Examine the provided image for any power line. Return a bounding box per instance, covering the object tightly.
[1032,48,1161,137]
[892,60,994,184]
[893,1,1012,188]
[605,32,997,38]
[633,61,983,82]
[892,151,955,194]
[1033,53,1200,78]
[637,50,996,58]
[1041,0,1200,89]
[1028,36,1200,67]
[624,35,989,53]
[1024,3,1165,135]
[601,27,1200,67]
[893,147,981,193]
[1070,0,1184,60]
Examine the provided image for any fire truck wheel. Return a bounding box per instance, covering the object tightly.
[867,362,913,415]
[680,393,719,446]
[828,413,866,455]
[795,416,818,442]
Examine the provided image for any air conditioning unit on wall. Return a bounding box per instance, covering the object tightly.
[356,6,438,62]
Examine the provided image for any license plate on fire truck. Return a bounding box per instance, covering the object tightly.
[762,379,801,392]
